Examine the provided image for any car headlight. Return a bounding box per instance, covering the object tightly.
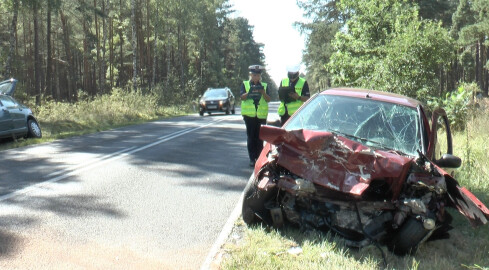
[219,100,224,106]
[200,100,205,106]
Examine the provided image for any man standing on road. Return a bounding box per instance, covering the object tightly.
[277,64,310,125]
[240,65,271,167]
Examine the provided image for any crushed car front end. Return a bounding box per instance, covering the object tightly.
[242,88,489,255]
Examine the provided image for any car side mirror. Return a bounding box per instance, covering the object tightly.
[434,154,462,168]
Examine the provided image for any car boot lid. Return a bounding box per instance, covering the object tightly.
[0,78,18,96]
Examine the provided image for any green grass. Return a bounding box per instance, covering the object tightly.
[221,104,489,270]
[0,89,192,151]
[222,216,489,270]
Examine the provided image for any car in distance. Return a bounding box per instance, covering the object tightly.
[0,78,42,140]
[199,87,235,116]
[242,87,489,255]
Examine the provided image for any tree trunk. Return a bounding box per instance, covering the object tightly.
[146,0,151,86]
[22,13,31,93]
[119,0,124,87]
[101,0,109,93]
[60,10,76,101]
[152,6,158,89]
[136,0,145,86]
[83,20,90,93]
[177,25,184,92]
[166,44,171,91]
[485,46,489,96]
[110,17,114,88]
[5,0,19,78]
[33,2,41,105]
[476,40,480,88]
[46,0,54,98]
[131,0,138,91]
[94,0,101,94]
[54,32,60,100]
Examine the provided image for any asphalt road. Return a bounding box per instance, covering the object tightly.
[0,105,281,269]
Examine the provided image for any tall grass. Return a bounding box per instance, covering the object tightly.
[221,104,489,270]
[452,103,489,195]
[0,88,192,150]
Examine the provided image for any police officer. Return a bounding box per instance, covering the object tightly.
[240,65,271,167]
[278,64,310,125]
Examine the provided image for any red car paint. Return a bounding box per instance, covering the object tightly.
[254,88,489,226]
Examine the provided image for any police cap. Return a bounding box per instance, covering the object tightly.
[249,65,264,74]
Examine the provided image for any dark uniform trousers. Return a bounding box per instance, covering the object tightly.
[243,115,266,162]
[280,114,291,126]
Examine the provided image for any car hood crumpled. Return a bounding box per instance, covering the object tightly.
[258,125,413,197]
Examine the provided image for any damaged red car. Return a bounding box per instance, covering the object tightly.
[242,88,489,255]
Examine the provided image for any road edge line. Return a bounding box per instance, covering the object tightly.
[200,189,244,270]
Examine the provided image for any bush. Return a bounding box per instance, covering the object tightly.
[33,88,190,139]
[427,83,478,131]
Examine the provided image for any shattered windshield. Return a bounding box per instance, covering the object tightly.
[285,95,422,156]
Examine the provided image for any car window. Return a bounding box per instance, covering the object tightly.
[285,95,422,156]
[203,89,227,99]
[0,95,17,108]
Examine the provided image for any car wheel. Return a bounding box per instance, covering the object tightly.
[388,217,430,255]
[242,174,277,226]
[27,119,42,138]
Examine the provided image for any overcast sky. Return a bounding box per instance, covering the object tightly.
[228,0,306,85]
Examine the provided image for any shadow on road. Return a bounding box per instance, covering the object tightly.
[0,193,126,259]
[0,116,252,258]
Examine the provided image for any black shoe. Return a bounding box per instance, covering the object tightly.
[249,160,255,167]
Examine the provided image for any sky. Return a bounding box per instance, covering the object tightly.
[228,0,306,85]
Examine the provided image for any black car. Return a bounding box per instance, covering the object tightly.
[0,79,42,139]
[199,87,235,116]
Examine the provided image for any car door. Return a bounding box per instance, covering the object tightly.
[0,96,14,135]
[0,95,25,132]
[426,108,461,175]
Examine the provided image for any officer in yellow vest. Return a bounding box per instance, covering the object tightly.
[278,64,310,125]
[240,65,271,167]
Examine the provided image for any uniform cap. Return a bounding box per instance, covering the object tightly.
[286,64,301,73]
[249,65,264,74]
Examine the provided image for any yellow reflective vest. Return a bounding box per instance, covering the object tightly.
[278,77,306,116]
[241,81,269,119]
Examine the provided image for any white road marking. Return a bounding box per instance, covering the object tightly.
[0,118,230,202]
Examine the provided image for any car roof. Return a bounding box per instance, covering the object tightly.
[206,87,228,91]
[320,88,422,108]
